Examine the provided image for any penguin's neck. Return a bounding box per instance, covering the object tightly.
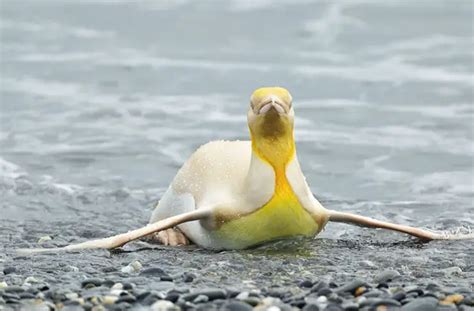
[249,129,296,197]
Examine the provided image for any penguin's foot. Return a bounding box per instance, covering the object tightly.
[146,227,190,246]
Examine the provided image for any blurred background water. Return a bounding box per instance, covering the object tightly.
[0,0,473,288]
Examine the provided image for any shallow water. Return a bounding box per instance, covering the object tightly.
[0,0,473,292]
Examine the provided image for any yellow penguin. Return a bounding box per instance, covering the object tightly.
[18,87,473,254]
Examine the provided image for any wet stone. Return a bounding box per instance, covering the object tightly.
[302,304,320,311]
[325,303,344,311]
[4,286,25,293]
[3,267,17,275]
[336,279,368,294]
[116,294,137,304]
[194,294,210,303]
[299,279,314,288]
[392,291,406,301]
[401,297,438,311]
[81,278,103,288]
[374,269,400,284]
[311,281,329,293]
[182,272,196,283]
[221,301,253,311]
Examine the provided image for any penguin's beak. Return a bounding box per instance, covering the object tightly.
[255,96,289,115]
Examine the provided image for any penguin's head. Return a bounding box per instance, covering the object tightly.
[247,87,294,140]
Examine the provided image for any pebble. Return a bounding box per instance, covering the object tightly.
[401,297,438,311]
[336,279,368,294]
[121,260,143,273]
[0,281,8,289]
[3,267,17,275]
[374,269,400,283]
[37,235,52,244]
[443,266,463,277]
[221,301,253,311]
[81,278,103,288]
[299,279,313,288]
[151,299,179,311]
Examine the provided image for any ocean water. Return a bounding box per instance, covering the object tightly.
[0,0,473,290]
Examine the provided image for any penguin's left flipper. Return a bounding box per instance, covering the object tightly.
[328,210,474,241]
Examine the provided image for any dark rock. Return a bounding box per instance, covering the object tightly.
[3,267,17,275]
[142,292,162,305]
[221,301,253,311]
[325,304,344,311]
[136,291,151,301]
[116,294,136,304]
[81,278,103,288]
[140,267,171,279]
[302,304,320,311]
[182,289,226,302]
[19,292,36,299]
[374,269,400,283]
[4,286,25,293]
[401,297,438,311]
[165,292,181,303]
[267,287,287,298]
[311,281,329,293]
[102,279,115,287]
[242,297,260,306]
[101,266,117,273]
[406,287,424,296]
[362,289,385,298]
[2,293,20,300]
[299,279,313,288]
[342,302,358,311]
[289,298,306,308]
[368,298,402,308]
[183,272,196,283]
[335,279,368,294]
[392,291,406,301]
[123,282,134,290]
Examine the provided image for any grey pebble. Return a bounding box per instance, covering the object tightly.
[311,281,329,293]
[374,269,400,284]
[3,267,17,275]
[299,279,314,288]
[4,286,25,293]
[183,272,196,283]
[194,294,209,303]
[392,291,406,301]
[325,303,344,311]
[401,297,438,311]
[335,279,367,294]
[302,304,320,311]
[80,278,103,288]
[221,301,253,311]
[116,294,137,303]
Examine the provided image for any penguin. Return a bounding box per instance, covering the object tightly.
[18,87,473,254]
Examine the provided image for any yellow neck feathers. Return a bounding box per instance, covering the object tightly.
[249,112,295,196]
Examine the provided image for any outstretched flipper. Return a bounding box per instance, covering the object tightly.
[328,210,474,241]
[17,209,211,255]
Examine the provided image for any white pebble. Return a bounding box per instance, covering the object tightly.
[236,291,249,300]
[24,276,40,285]
[151,300,178,311]
[111,283,123,290]
[316,296,328,303]
[65,293,79,300]
[0,281,7,289]
[38,236,52,244]
[121,260,142,273]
